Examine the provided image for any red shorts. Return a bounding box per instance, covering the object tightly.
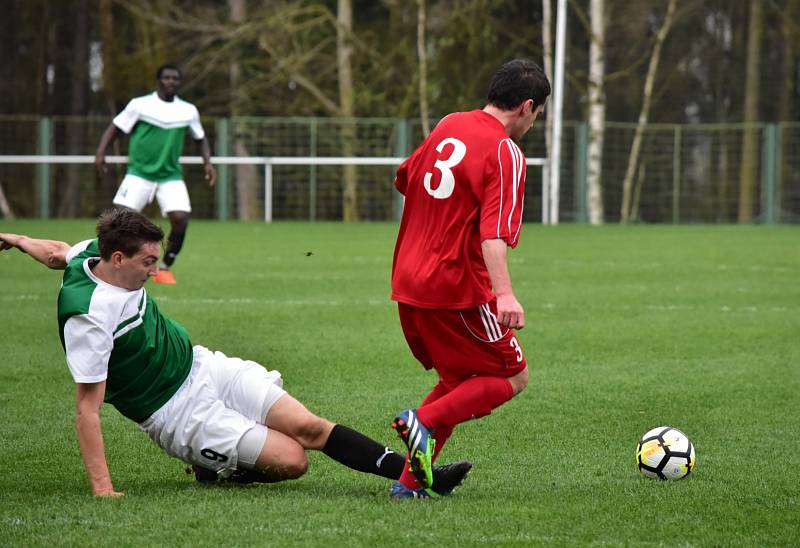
[398,299,527,385]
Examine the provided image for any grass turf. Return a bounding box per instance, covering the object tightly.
[0,220,797,547]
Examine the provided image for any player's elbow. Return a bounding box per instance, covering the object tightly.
[46,244,70,269]
[47,253,67,269]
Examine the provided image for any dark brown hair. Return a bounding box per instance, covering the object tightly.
[487,59,551,111]
[96,208,164,260]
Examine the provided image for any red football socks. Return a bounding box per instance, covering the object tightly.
[398,376,514,489]
[416,375,514,432]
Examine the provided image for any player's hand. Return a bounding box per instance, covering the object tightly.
[204,163,217,188]
[95,155,107,179]
[93,488,124,498]
[0,233,24,252]
[496,293,525,330]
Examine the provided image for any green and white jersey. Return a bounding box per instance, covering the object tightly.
[57,239,193,422]
[113,92,205,183]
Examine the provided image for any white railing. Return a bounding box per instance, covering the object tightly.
[0,155,549,222]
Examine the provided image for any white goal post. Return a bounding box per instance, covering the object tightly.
[0,155,549,222]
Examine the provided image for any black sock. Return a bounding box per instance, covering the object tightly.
[163,227,187,268]
[321,424,405,480]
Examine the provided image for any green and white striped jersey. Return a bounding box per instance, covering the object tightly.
[57,239,193,422]
[113,92,205,183]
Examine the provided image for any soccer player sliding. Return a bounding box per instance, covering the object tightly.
[0,209,470,497]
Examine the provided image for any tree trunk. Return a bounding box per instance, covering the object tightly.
[737,0,762,223]
[777,0,798,222]
[0,182,16,219]
[542,0,553,164]
[630,161,646,222]
[338,0,358,221]
[97,0,120,205]
[58,0,89,218]
[417,0,430,137]
[620,0,677,223]
[229,0,259,220]
[586,0,605,224]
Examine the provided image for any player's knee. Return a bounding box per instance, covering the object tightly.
[292,415,335,450]
[283,450,309,479]
[508,366,529,396]
[256,442,308,480]
[169,212,190,232]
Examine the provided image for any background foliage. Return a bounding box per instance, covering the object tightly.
[2,0,797,123]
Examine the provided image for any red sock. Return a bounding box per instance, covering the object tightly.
[399,381,452,489]
[399,425,454,489]
[416,376,514,432]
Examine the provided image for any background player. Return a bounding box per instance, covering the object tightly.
[389,59,551,499]
[95,63,216,285]
[0,209,470,497]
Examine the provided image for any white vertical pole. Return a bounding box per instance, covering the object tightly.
[549,0,567,225]
[264,161,273,223]
[541,163,550,223]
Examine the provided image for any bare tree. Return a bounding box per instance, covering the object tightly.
[229,0,259,220]
[620,0,677,223]
[338,0,358,221]
[417,0,430,137]
[586,0,606,224]
[737,0,762,223]
[58,0,90,218]
[541,0,553,161]
[778,0,799,219]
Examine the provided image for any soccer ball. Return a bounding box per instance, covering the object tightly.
[636,426,696,480]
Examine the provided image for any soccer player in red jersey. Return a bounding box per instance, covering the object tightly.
[389,59,551,499]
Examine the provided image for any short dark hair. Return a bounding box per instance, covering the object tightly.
[156,63,182,80]
[96,208,164,261]
[487,59,551,111]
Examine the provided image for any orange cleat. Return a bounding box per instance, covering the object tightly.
[152,269,177,284]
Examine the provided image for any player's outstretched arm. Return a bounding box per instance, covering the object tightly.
[0,233,70,269]
[75,381,123,497]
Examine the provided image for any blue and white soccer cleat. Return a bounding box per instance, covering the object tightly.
[389,481,436,500]
[392,409,435,488]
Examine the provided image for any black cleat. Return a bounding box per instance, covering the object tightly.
[189,465,275,485]
[431,460,473,496]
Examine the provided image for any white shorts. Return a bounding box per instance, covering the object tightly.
[139,345,286,473]
[113,174,192,215]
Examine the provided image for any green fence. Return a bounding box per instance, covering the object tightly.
[0,116,796,223]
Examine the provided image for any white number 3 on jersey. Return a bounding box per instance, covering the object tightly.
[424,137,467,199]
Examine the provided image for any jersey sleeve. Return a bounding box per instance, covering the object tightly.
[65,239,95,263]
[112,99,141,134]
[63,315,113,383]
[479,138,526,248]
[188,105,205,140]
[394,143,426,196]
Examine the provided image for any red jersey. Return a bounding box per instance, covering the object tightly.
[391,110,526,309]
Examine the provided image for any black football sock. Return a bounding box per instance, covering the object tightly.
[321,424,405,479]
[163,226,187,268]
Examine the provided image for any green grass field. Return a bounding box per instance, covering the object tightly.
[0,220,797,547]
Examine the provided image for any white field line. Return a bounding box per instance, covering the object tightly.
[2,293,793,313]
[550,259,794,274]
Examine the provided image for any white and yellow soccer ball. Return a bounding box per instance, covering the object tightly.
[636,426,696,480]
